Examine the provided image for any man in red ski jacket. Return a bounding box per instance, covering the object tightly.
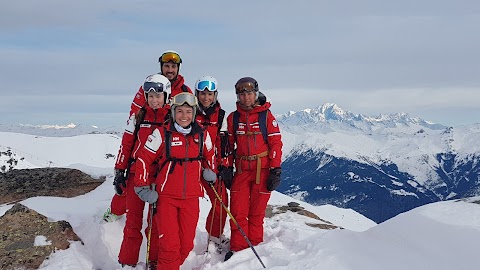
[223,77,283,261]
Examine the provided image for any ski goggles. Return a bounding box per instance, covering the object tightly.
[171,93,198,107]
[196,80,217,92]
[160,52,182,64]
[143,82,168,93]
[235,81,257,94]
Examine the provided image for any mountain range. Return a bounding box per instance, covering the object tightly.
[277,103,480,222]
[1,126,480,269]
[1,103,480,223]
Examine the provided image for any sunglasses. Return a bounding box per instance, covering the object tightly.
[196,80,217,92]
[160,52,182,64]
[235,81,257,94]
[171,93,198,107]
[143,82,168,93]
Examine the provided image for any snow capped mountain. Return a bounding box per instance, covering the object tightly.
[277,103,446,131]
[277,104,480,222]
[1,125,480,269]
[2,103,479,223]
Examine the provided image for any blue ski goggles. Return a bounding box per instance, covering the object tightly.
[171,93,198,107]
[143,82,168,93]
[196,80,217,92]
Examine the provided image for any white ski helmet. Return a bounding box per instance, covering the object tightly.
[143,73,171,103]
[195,75,219,106]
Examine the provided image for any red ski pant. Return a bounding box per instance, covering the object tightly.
[118,173,158,265]
[201,178,229,238]
[155,197,199,270]
[229,168,271,252]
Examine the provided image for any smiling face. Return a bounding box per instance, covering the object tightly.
[147,92,165,109]
[174,104,194,128]
[161,62,179,81]
[197,91,216,108]
[237,90,257,109]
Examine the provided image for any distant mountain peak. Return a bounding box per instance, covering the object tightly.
[277,103,446,131]
[19,123,78,130]
[278,103,358,124]
[0,123,121,137]
[317,103,350,120]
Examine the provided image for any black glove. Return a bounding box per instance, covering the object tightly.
[267,167,282,191]
[113,169,126,195]
[218,166,234,189]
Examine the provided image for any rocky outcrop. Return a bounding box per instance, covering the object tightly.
[0,204,83,269]
[0,167,105,204]
[266,202,341,230]
[0,167,104,269]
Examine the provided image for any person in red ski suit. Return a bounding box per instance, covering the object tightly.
[194,76,231,251]
[134,92,217,270]
[109,50,192,217]
[223,77,283,261]
[115,74,171,267]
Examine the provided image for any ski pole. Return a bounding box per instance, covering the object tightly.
[206,192,217,253]
[146,183,157,266]
[209,183,266,268]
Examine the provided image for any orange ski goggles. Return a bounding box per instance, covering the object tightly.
[160,52,182,64]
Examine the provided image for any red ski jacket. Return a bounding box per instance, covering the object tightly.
[195,102,229,171]
[134,121,215,199]
[115,106,168,172]
[227,101,283,171]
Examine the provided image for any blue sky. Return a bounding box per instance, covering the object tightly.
[1,0,479,127]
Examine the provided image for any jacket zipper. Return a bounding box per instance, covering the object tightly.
[246,112,253,171]
[183,135,188,199]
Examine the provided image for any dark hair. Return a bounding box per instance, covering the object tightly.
[135,107,146,124]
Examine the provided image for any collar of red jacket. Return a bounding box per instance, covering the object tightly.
[171,74,185,88]
[236,100,271,114]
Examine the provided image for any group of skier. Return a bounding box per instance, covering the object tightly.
[105,50,283,270]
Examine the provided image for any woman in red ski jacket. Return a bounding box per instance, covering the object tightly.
[223,77,283,261]
[114,74,170,267]
[194,75,231,252]
[133,92,217,270]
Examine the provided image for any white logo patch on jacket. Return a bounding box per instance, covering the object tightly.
[205,132,213,151]
[145,128,163,153]
[125,113,136,134]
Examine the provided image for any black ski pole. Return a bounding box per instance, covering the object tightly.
[209,183,266,268]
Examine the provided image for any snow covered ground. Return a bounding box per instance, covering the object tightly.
[1,130,480,269]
